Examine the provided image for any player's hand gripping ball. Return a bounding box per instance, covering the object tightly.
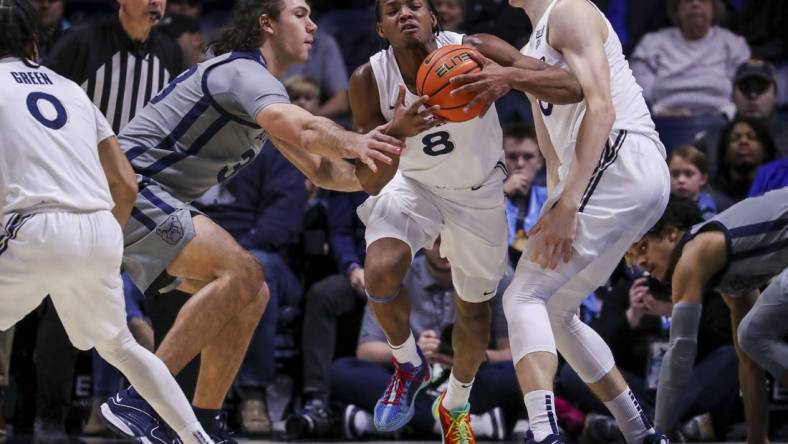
[416,44,484,123]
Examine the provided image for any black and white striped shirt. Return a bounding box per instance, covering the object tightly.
[45,15,183,133]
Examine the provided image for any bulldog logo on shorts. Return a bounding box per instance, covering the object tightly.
[156,215,185,246]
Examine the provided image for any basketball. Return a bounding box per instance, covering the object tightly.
[416,44,484,123]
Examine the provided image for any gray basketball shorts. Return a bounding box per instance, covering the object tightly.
[122,176,197,293]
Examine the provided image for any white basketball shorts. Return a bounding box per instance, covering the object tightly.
[0,210,126,350]
[358,164,509,303]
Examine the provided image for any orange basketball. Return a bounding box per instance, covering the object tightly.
[416,44,484,123]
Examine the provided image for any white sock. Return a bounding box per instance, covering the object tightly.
[442,371,473,411]
[389,332,422,366]
[523,390,558,441]
[604,388,655,444]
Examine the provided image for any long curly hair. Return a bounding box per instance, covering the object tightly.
[0,0,40,64]
[210,0,283,56]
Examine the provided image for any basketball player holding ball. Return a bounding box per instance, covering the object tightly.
[349,0,582,441]
[451,1,672,443]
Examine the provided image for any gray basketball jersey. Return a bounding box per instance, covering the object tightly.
[687,187,788,296]
[118,51,290,203]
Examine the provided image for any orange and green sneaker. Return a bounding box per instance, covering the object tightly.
[432,391,476,444]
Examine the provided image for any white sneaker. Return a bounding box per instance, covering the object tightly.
[343,404,373,439]
[471,407,506,440]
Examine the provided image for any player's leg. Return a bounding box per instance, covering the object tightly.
[357,175,442,431]
[430,176,507,443]
[364,238,413,348]
[0,213,48,335]
[507,134,669,444]
[159,214,268,411]
[45,211,213,444]
[723,292,768,444]
[545,236,656,444]
[738,269,788,386]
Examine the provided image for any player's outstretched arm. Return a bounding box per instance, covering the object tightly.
[98,136,138,228]
[452,33,583,113]
[269,136,362,192]
[655,231,726,431]
[257,103,403,174]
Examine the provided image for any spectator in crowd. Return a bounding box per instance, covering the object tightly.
[501,123,547,264]
[285,75,322,114]
[330,239,519,440]
[197,147,308,436]
[728,0,788,62]
[30,0,69,58]
[631,0,750,117]
[160,13,207,66]
[167,0,202,18]
[591,0,669,56]
[749,158,788,197]
[712,117,779,209]
[698,59,788,175]
[668,146,719,220]
[283,29,349,119]
[434,0,465,32]
[286,190,368,438]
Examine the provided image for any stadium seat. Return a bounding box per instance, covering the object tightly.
[653,114,728,155]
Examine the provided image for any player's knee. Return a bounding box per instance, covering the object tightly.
[232,252,266,307]
[737,313,760,358]
[454,299,491,330]
[364,243,410,293]
[95,328,136,364]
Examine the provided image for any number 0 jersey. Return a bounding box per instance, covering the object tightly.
[369,31,503,188]
[521,0,664,184]
[0,57,115,219]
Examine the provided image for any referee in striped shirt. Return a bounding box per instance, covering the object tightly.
[45,0,183,133]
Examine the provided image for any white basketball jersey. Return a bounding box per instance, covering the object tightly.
[521,0,665,182]
[370,31,503,188]
[0,57,115,218]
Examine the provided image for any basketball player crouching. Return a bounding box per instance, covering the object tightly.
[349,0,583,442]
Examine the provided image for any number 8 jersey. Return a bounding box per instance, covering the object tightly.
[370,31,503,188]
[0,57,115,219]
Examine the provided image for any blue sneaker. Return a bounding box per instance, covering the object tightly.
[524,430,564,444]
[373,347,431,432]
[99,387,178,444]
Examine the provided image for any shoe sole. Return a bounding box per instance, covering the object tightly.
[98,402,157,444]
[373,375,431,432]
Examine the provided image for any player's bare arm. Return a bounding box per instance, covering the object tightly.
[529,0,615,270]
[98,135,138,228]
[450,33,583,116]
[670,231,728,305]
[529,94,561,193]
[349,63,441,195]
[257,103,403,173]
[270,136,362,192]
